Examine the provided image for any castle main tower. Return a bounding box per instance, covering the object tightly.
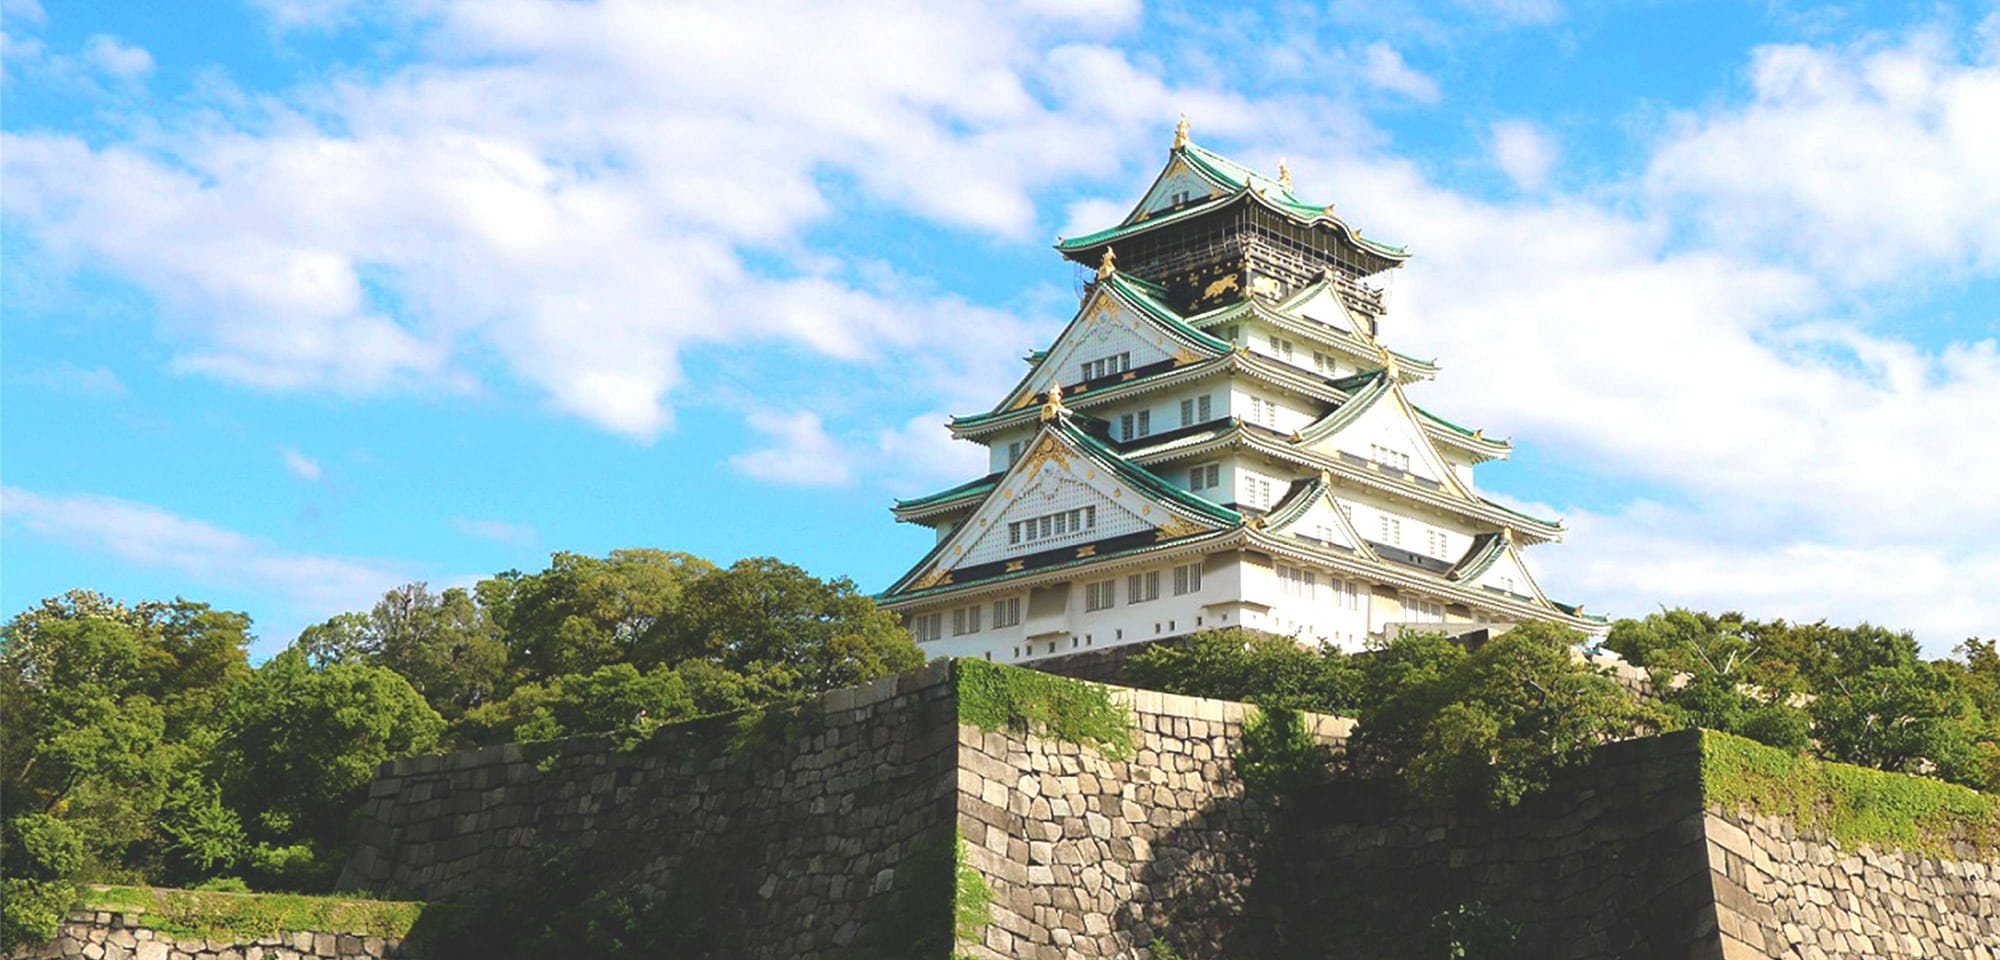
[880,118,1594,664]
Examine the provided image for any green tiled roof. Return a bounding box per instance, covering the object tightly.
[894,473,1001,512]
[1051,414,1241,526]
[1056,141,1410,259]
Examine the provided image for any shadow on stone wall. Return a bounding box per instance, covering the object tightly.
[1121,731,1719,960]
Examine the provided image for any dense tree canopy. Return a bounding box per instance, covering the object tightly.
[0,549,921,945]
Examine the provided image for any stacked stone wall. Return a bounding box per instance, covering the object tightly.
[1705,809,1999,958]
[331,662,1999,959]
[955,687,1351,958]
[19,911,403,960]
[337,660,959,956]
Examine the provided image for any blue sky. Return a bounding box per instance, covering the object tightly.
[4,0,1997,657]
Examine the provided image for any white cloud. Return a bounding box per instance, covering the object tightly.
[10,361,126,396]
[729,410,855,487]
[0,486,411,638]
[1358,43,1440,103]
[1647,33,2000,280]
[2,0,1232,441]
[280,448,323,481]
[81,34,151,82]
[1453,0,1561,26]
[1489,119,1556,191]
[452,517,537,545]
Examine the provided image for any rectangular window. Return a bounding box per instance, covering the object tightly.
[1080,352,1131,382]
[1120,413,1133,440]
[1244,475,1274,509]
[1247,396,1280,428]
[1127,571,1160,604]
[1181,394,1212,426]
[952,605,982,636]
[910,612,943,643]
[1007,441,1024,466]
[992,597,1021,628]
[1012,506,1096,547]
[1188,463,1220,492]
[1313,351,1337,375]
[1340,580,1362,611]
[1277,565,1317,599]
[1379,515,1402,545]
[1273,338,1295,362]
[1173,562,1203,595]
[1085,579,1117,612]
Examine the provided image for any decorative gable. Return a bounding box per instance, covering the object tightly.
[995,284,1219,412]
[893,422,1237,594]
[1127,156,1225,223]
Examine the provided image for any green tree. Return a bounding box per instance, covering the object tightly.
[1351,623,1658,808]
[479,550,717,682]
[1,593,251,881]
[458,663,697,749]
[1810,662,1984,787]
[1126,629,1359,713]
[294,583,506,720]
[659,558,922,696]
[1,813,86,948]
[1605,610,1810,751]
[207,651,443,889]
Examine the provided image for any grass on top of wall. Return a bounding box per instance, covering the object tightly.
[1700,730,2000,857]
[955,659,1133,759]
[79,886,435,942]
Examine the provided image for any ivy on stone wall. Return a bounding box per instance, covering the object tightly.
[956,660,1133,759]
[1701,730,2000,856]
[1233,706,1332,800]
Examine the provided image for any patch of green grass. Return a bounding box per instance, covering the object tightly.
[76,886,435,942]
[1700,730,2000,856]
[956,659,1133,759]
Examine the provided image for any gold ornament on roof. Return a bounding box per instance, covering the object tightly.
[1277,157,1292,191]
[1502,527,1516,546]
[1039,382,1067,422]
[1096,246,1118,281]
[1173,113,1190,149]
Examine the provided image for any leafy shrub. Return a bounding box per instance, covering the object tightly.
[1235,706,1332,799]
[957,659,1132,757]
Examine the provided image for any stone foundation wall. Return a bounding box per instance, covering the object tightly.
[335,662,1998,959]
[955,687,1351,958]
[17,912,403,960]
[1239,731,1720,960]
[1706,809,1999,958]
[337,660,959,956]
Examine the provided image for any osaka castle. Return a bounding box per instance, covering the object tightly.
[879,118,1595,665]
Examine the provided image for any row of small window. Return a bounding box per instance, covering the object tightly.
[1264,336,1346,378]
[1274,565,1365,610]
[909,597,1024,642]
[1081,352,1132,382]
[1082,562,1204,611]
[1118,393,1217,441]
[1368,443,1412,472]
[1009,506,1097,546]
[1370,511,1455,559]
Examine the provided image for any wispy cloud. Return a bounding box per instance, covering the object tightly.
[280,448,323,481]
[1,486,411,640]
[1358,43,1441,103]
[10,361,127,397]
[1489,119,1557,191]
[729,410,855,487]
[451,516,538,545]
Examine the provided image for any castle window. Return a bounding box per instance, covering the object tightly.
[1379,515,1402,546]
[1313,351,1337,375]
[1006,441,1024,466]
[1369,444,1412,472]
[1188,463,1220,492]
[1082,353,1131,382]
[1173,562,1202,595]
[1277,565,1317,599]
[1272,338,1295,362]
[1248,396,1279,428]
[992,597,1021,628]
[1179,394,1213,426]
[910,612,943,643]
[1009,506,1096,548]
[1244,475,1274,510]
[1126,571,1160,604]
[1085,580,1117,612]
[952,605,983,636]
[1119,410,1151,440]
[1339,580,1362,611]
